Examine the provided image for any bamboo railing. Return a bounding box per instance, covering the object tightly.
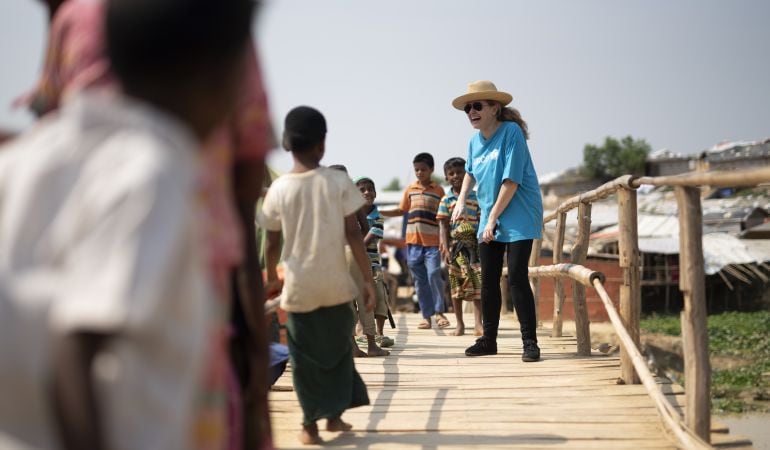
[527,166,770,445]
[528,264,711,450]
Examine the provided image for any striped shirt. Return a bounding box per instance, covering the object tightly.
[400,181,445,247]
[436,190,481,234]
[364,205,384,269]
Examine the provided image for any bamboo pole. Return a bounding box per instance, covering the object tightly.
[528,237,543,327]
[618,187,641,384]
[528,263,604,287]
[552,212,567,337]
[734,263,762,282]
[723,266,752,284]
[716,270,734,291]
[634,166,770,188]
[746,264,769,283]
[592,280,711,450]
[571,202,592,356]
[676,186,711,442]
[543,175,635,224]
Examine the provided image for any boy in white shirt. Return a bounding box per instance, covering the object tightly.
[261,106,374,445]
[0,0,254,448]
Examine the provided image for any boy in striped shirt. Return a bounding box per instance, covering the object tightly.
[381,153,449,330]
[437,157,483,337]
[354,176,394,347]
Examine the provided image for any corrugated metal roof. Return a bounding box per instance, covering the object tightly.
[591,213,680,239]
[589,213,770,274]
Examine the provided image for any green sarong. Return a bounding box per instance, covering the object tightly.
[286,302,370,426]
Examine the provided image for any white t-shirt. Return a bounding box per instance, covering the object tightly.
[259,167,365,312]
[0,93,213,450]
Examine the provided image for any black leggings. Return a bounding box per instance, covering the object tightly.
[479,240,537,341]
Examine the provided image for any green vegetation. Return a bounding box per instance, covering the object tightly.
[383,177,402,191]
[580,135,651,181]
[641,311,770,413]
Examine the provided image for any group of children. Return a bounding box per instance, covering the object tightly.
[259,105,486,444]
[378,153,483,336]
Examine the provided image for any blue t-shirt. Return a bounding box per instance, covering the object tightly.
[465,121,543,242]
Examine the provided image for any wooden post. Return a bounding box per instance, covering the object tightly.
[529,237,542,327]
[618,187,641,384]
[676,186,711,442]
[571,202,592,356]
[552,212,567,337]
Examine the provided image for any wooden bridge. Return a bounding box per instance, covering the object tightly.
[269,167,770,449]
[269,314,752,449]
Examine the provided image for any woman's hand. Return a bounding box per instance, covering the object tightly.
[450,201,466,224]
[481,221,496,243]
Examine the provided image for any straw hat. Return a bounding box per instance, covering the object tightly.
[452,80,512,110]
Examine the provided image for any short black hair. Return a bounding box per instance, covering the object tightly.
[354,177,375,189]
[328,164,347,173]
[283,106,327,153]
[413,152,434,169]
[443,157,466,174]
[106,0,255,89]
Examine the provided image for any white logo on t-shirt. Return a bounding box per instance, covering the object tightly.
[473,148,500,167]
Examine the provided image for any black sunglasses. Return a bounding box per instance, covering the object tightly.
[463,101,485,114]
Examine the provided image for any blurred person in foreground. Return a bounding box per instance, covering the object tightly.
[18,0,276,448]
[0,0,254,449]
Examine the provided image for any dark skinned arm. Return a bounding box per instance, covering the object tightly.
[265,230,283,292]
[51,331,108,450]
[356,207,370,235]
[363,231,377,246]
[438,218,451,263]
[232,159,272,444]
[379,207,405,218]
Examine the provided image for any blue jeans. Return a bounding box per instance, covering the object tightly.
[407,244,445,319]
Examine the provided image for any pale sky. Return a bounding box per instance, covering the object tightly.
[1,0,769,189]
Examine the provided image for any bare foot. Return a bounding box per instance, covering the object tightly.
[299,423,322,445]
[474,327,483,337]
[326,417,353,432]
[352,337,367,358]
[367,345,390,357]
[417,320,431,329]
[453,323,465,336]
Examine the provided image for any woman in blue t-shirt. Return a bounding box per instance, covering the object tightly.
[450,80,543,361]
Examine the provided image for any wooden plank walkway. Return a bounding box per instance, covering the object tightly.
[269,313,750,449]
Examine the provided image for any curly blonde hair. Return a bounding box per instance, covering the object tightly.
[488,102,529,140]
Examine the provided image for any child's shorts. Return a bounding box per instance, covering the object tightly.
[373,269,390,319]
[346,246,376,335]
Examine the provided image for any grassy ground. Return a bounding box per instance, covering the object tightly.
[641,311,770,414]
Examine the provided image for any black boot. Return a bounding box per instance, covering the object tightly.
[464,336,497,357]
[522,339,540,362]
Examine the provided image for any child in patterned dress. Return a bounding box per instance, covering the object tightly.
[437,157,483,336]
